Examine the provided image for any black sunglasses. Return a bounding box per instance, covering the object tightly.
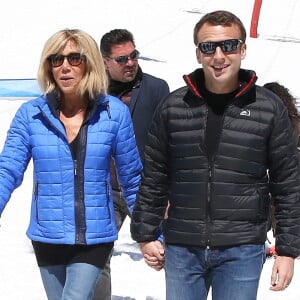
[197,39,244,54]
[106,50,140,64]
[47,53,86,67]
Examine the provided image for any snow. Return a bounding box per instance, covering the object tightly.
[0,0,299,299]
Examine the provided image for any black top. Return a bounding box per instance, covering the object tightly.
[32,241,113,267]
[203,87,237,161]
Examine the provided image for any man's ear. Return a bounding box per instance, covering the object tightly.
[196,48,202,64]
[241,43,247,60]
[103,58,109,70]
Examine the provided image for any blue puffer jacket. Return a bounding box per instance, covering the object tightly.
[0,92,142,245]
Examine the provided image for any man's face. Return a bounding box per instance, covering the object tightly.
[195,23,246,93]
[104,41,139,82]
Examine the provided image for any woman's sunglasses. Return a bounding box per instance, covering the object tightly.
[47,53,86,67]
[197,39,244,54]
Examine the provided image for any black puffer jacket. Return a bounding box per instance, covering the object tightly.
[131,68,300,258]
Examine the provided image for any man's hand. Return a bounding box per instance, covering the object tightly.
[139,241,165,271]
[269,256,294,291]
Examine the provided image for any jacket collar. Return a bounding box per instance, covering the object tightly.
[45,90,108,121]
[183,68,257,107]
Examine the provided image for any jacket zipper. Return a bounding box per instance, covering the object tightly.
[204,104,232,248]
[74,159,82,243]
[206,164,212,248]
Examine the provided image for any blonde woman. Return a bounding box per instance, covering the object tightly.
[0,29,142,300]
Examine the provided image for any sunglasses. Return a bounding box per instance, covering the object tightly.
[106,50,140,64]
[47,53,86,67]
[197,39,244,54]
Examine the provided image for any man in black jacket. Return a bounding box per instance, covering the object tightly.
[131,10,300,300]
[93,29,169,300]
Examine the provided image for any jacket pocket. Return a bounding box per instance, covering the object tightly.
[105,181,112,220]
[33,182,40,224]
[255,185,270,222]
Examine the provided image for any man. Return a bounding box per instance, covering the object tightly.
[93,29,169,300]
[131,10,300,300]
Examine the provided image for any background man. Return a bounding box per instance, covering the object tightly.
[93,28,169,300]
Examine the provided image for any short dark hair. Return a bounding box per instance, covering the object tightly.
[193,10,247,45]
[100,29,135,57]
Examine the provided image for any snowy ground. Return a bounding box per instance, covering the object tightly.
[0,0,300,299]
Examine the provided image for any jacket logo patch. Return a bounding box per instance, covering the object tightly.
[240,109,250,117]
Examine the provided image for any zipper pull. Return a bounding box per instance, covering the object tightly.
[105,182,110,196]
[208,165,212,180]
[74,159,77,176]
[104,102,111,119]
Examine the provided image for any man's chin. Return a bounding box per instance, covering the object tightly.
[123,75,135,81]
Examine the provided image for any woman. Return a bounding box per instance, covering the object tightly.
[264,82,300,140]
[263,82,300,244]
[0,29,142,299]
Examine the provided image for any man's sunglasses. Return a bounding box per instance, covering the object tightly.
[106,50,140,64]
[47,53,86,67]
[197,39,244,54]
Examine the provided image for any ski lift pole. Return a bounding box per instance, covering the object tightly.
[250,0,263,38]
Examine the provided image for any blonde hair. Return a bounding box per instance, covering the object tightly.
[37,29,107,99]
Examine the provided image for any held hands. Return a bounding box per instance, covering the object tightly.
[270,256,294,291]
[138,241,165,271]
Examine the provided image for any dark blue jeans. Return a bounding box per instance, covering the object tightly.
[165,244,265,300]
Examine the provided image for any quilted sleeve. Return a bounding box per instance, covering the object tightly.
[113,104,143,213]
[0,102,32,215]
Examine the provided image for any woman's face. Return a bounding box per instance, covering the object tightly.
[50,40,86,97]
